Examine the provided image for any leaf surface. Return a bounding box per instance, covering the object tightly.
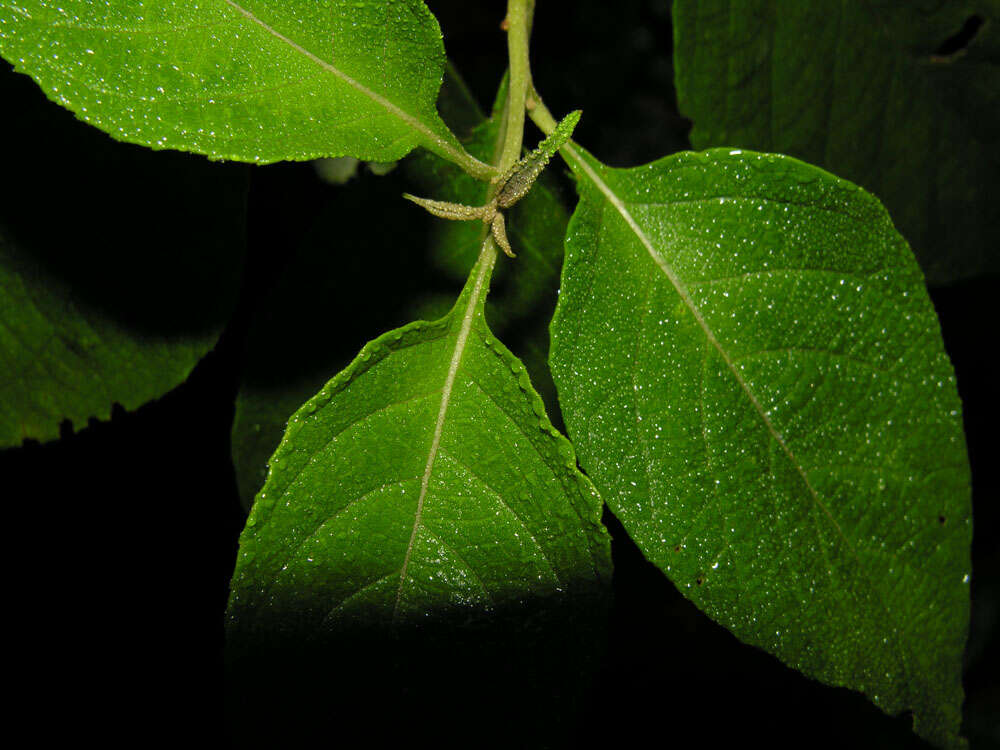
[0,63,244,446]
[226,250,610,740]
[229,251,609,628]
[673,0,1000,283]
[0,0,486,171]
[551,144,971,748]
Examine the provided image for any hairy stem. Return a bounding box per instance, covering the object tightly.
[499,0,532,175]
[472,0,534,269]
[526,90,562,145]
[526,88,588,173]
[449,146,501,181]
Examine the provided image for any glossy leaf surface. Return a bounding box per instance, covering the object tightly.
[0,63,244,446]
[551,144,971,748]
[229,252,609,628]
[0,0,483,170]
[673,0,1000,283]
[227,251,610,741]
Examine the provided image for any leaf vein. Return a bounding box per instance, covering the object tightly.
[420,524,496,607]
[436,447,563,588]
[393,253,493,621]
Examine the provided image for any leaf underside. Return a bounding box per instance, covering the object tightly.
[551,144,971,748]
[0,0,464,165]
[673,0,1000,284]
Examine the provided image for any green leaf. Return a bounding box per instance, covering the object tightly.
[226,251,611,742]
[435,59,486,141]
[229,252,610,624]
[550,144,971,748]
[0,0,489,174]
[672,0,1000,284]
[0,62,245,446]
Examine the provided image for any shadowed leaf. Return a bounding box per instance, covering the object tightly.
[0,63,245,446]
[673,0,1000,284]
[227,252,610,745]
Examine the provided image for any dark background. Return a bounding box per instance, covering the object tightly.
[2,1,996,747]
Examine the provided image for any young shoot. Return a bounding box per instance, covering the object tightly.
[404,110,581,257]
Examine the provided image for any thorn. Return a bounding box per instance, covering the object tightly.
[525,96,536,111]
[500,16,510,31]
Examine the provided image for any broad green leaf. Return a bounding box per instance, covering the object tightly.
[0,62,244,446]
[0,0,490,174]
[550,144,971,747]
[673,0,1000,284]
[232,72,570,509]
[226,251,611,742]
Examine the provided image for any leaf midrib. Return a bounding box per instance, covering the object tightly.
[15,0,459,158]
[222,0,452,150]
[564,144,910,677]
[30,0,483,169]
[568,148,843,532]
[391,253,493,621]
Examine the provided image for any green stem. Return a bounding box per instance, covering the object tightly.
[499,0,532,175]
[440,142,498,181]
[472,0,534,270]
